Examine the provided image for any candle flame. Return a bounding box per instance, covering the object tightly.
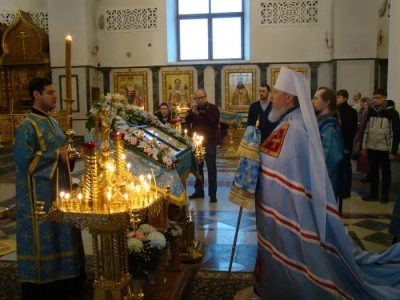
[66,35,72,41]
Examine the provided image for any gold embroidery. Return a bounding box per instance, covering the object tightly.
[25,118,46,151]
[260,124,290,158]
[28,152,41,175]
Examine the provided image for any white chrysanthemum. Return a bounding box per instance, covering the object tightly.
[147,231,167,249]
[127,237,144,253]
[139,224,157,234]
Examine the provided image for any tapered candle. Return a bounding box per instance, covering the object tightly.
[65,35,72,100]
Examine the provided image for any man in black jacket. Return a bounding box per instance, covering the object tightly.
[361,89,400,203]
[336,89,358,199]
[247,83,279,142]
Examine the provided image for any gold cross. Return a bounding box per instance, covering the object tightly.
[16,31,31,55]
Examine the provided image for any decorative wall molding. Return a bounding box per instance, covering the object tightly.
[0,11,49,32]
[105,8,158,32]
[260,1,318,26]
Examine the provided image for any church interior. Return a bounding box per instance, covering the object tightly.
[0,0,399,299]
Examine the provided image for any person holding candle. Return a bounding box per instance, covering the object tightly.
[13,77,86,300]
[185,89,220,203]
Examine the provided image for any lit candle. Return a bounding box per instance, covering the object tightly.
[107,191,111,211]
[184,129,188,136]
[77,193,82,210]
[127,163,131,170]
[122,154,126,160]
[65,35,72,100]
[124,193,128,209]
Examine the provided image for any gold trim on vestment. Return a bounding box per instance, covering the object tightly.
[28,152,41,175]
[25,118,46,151]
[18,273,80,284]
[17,249,78,261]
[229,185,255,210]
[236,142,261,162]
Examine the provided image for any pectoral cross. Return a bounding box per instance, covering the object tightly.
[16,31,31,55]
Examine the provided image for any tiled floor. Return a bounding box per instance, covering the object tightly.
[0,156,399,273]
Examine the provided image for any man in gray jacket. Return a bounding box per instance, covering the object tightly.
[361,89,400,203]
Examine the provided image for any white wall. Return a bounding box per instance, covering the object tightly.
[333,0,380,59]
[318,63,333,89]
[0,0,47,11]
[250,0,333,63]
[96,0,167,67]
[336,60,375,105]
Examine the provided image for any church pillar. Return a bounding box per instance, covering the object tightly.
[212,65,223,107]
[151,66,160,112]
[387,0,400,106]
[309,62,320,97]
[195,65,206,89]
[257,63,269,86]
[100,68,111,95]
[332,60,337,91]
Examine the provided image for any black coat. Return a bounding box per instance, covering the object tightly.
[337,101,358,153]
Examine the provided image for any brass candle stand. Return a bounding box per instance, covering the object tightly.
[223,124,238,158]
[63,98,80,160]
[36,131,168,300]
[178,207,205,262]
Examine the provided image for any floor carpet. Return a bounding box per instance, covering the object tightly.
[0,262,251,300]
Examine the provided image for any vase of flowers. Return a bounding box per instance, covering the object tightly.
[127,223,167,297]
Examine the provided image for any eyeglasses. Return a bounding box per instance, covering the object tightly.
[194,96,206,100]
[372,96,384,100]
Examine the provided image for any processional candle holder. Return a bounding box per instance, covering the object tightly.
[193,134,206,164]
[63,98,81,161]
[35,129,168,300]
[223,124,239,158]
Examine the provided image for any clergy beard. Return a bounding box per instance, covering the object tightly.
[268,106,287,122]
[314,109,321,117]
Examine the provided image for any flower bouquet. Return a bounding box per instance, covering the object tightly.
[127,224,167,279]
[164,219,183,244]
[122,127,177,168]
[86,93,192,146]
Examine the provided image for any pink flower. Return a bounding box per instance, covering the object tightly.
[152,153,158,160]
[130,137,138,146]
[159,144,165,150]
[127,231,135,238]
[144,146,151,153]
[135,229,146,241]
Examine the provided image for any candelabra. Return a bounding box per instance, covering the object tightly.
[63,98,80,161]
[192,133,206,164]
[223,125,238,158]
[36,129,167,300]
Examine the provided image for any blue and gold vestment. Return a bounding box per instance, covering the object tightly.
[14,112,82,283]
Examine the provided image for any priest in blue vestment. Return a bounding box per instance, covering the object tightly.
[253,67,400,299]
[13,77,85,300]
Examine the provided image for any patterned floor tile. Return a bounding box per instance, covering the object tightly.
[195,216,218,227]
[351,220,390,231]
[345,225,376,239]
[218,217,256,229]
[362,232,394,248]
[0,226,16,236]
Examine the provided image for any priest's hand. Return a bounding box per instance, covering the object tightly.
[361,149,367,157]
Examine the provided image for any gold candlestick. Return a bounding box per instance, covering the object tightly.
[82,142,98,210]
[113,132,125,181]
